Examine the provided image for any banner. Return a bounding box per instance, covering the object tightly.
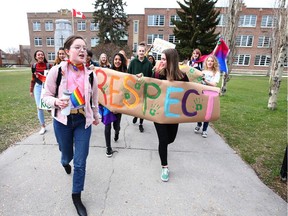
[94,67,220,124]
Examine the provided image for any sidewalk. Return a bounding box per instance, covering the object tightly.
[0,115,286,216]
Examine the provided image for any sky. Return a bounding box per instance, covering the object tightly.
[0,0,277,52]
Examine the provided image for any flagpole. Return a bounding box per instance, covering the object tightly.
[72,9,74,34]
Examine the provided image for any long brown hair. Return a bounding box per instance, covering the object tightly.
[160,48,184,81]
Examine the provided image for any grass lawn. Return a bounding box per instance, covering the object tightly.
[0,68,287,201]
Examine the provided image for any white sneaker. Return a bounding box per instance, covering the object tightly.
[39,127,46,135]
[202,131,208,138]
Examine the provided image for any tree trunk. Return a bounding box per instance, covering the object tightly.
[268,0,287,110]
[221,0,242,96]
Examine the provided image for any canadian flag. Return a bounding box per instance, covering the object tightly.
[72,9,86,19]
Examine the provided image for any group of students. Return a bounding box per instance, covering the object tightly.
[29,35,221,216]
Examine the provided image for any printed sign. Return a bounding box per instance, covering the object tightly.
[151,38,176,54]
[39,70,52,110]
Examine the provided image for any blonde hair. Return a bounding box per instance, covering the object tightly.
[99,53,110,67]
[203,55,219,73]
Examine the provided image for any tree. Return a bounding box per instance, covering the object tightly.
[219,0,243,95]
[268,0,287,110]
[93,0,129,46]
[173,0,220,60]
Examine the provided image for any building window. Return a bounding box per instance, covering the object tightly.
[261,15,275,28]
[254,55,270,66]
[257,36,271,48]
[33,21,41,31]
[168,35,179,44]
[34,37,42,46]
[48,52,55,61]
[133,20,139,34]
[147,34,164,45]
[133,43,137,52]
[233,54,250,66]
[170,15,180,26]
[238,15,257,27]
[45,21,53,31]
[217,14,227,26]
[77,21,86,31]
[91,37,100,47]
[148,15,165,26]
[46,37,54,46]
[90,22,99,31]
[236,35,253,47]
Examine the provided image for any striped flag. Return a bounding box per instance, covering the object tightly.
[213,38,230,73]
[70,87,85,107]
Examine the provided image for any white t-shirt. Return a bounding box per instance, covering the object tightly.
[201,70,220,85]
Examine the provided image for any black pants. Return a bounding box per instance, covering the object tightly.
[105,113,122,148]
[134,117,144,125]
[154,122,179,166]
[280,146,287,179]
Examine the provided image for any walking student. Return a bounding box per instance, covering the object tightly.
[104,53,128,157]
[128,42,153,132]
[29,50,52,135]
[43,35,100,216]
[151,48,189,182]
[194,55,220,138]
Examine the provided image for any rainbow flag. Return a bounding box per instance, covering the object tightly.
[213,38,230,73]
[70,87,85,107]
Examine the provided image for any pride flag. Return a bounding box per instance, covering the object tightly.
[98,104,117,125]
[70,87,85,107]
[213,38,230,73]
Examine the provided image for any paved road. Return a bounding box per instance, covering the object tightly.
[0,115,286,216]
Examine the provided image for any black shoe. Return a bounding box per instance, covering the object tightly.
[63,164,71,174]
[133,117,137,124]
[114,133,119,142]
[106,147,113,158]
[72,193,87,216]
[139,125,144,133]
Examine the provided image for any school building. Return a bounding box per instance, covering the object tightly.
[24,5,286,74]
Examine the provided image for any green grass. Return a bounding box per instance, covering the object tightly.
[0,68,51,152]
[212,75,287,200]
[0,70,287,200]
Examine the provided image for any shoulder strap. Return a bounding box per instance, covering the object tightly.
[89,72,94,87]
[32,63,36,73]
[55,67,62,98]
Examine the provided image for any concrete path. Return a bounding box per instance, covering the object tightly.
[0,115,286,216]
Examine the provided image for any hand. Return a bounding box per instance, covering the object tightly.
[55,98,69,110]
[30,92,34,97]
[93,118,100,125]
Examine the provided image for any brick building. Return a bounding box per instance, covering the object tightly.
[26,6,286,74]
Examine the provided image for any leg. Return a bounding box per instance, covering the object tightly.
[104,123,112,148]
[113,114,122,141]
[53,118,74,168]
[34,84,46,134]
[72,114,91,194]
[280,147,287,182]
[132,117,137,124]
[139,118,144,132]
[202,122,209,131]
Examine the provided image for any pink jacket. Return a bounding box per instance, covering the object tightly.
[43,61,99,128]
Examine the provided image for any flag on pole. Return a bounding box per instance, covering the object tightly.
[213,38,230,73]
[72,9,86,19]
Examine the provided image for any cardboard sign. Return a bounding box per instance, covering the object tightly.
[94,67,220,124]
[39,70,52,110]
[151,38,176,54]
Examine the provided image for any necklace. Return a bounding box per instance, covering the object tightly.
[67,60,84,71]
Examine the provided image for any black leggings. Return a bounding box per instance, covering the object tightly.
[154,122,179,166]
[105,113,122,148]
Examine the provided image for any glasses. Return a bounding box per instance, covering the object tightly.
[71,46,87,51]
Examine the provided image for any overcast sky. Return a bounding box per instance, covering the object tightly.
[0,0,277,52]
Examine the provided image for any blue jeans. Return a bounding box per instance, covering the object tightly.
[53,113,91,193]
[197,122,209,131]
[33,83,45,125]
